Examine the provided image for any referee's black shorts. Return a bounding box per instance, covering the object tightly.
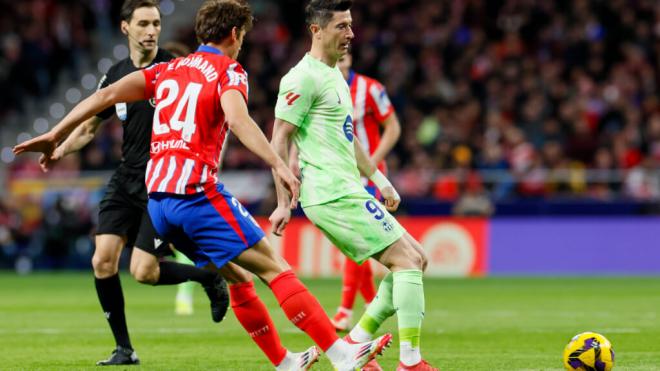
[96,167,171,257]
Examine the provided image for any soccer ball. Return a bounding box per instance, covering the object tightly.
[563,332,615,371]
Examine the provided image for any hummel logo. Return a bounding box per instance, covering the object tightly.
[286,92,301,105]
[154,238,163,249]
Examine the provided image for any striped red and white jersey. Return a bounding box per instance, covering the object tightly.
[141,45,248,195]
[347,70,394,176]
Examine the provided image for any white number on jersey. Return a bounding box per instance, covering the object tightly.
[153,79,201,142]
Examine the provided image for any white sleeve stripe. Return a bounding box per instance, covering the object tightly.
[176,159,195,194]
[369,84,391,116]
[157,156,177,192]
[147,157,165,191]
[195,164,209,193]
[355,76,370,152]
[145,159,153,185]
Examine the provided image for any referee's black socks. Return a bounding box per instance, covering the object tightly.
[95,274,133,350]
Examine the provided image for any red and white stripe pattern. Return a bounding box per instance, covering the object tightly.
[145,156,217,195]
[348,73,394,157]
[141,47,248,196]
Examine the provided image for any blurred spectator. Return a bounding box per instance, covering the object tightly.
[452,172,494,217]
[3,0,660,204]
[0,0,95,116]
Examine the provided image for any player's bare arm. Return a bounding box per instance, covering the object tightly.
[371,113,401,165]
[220,90,299,209]
[39,116,103,172]
[353,136,376,178]
[14,71,147,156]
[269,118,299,236]
[354,137,401,212]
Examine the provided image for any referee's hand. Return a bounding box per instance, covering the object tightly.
[13,132,57,157]
[38,147,64,173]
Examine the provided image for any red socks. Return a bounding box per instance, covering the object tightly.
[341,259,376,309]
[230,281,287,365]
[269,270,339,351]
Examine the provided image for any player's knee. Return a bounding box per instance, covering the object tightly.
[419,250,429,272]
[130,263,158,284]
[91,253,118,278]
[408,249,425,271]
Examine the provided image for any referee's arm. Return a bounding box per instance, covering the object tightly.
[14,71,146,156]
[39,116,103,172]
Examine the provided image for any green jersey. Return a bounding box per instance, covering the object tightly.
[275,54,364,207]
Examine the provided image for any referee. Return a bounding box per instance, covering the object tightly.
[38,1,228,365]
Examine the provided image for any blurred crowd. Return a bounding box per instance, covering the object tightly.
[5,0,660,204]
[0,0,101,116]
[3,0,660,269]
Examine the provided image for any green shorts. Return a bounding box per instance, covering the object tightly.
[302,191,405,264]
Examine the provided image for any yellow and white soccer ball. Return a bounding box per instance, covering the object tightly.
[563,332,615,371]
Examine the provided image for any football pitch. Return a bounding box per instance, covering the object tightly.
[1,273,659,370]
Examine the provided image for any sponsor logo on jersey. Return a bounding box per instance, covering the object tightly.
[343,115,354,142]
[226,63,247,86]
[285,92,301,105]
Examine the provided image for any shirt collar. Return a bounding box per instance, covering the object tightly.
[196,45,223,55]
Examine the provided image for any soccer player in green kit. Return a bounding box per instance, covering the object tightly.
[270,1,439,370]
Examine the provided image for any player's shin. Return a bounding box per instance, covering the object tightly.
[230,281,288,365]
[268,270,339,351]
[174,251,195,315]
[155,261,215,285]
[350,272,395,342]
[393,269,425,366]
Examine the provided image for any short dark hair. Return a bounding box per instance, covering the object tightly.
[195,0,254,44]
[120,0,161,22]
[305,0,353,28]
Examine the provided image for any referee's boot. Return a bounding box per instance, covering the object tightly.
[96,346,139,366]
[203,273,229,323]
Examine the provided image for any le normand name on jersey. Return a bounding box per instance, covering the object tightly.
[167,54,219,82]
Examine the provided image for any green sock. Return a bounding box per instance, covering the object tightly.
[174,250,195,299]
[351,272,395,341]
[393,269,424,348]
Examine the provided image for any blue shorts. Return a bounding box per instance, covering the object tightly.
[147,184,265,268]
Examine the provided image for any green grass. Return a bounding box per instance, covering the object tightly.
[1,273,659,370]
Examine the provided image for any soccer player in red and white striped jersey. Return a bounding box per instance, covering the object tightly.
[331,52,402,332]
[15,2,393,369]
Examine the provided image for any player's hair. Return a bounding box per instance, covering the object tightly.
[305,0,353,28]
[195,0,254,45]
[120,0,161,22]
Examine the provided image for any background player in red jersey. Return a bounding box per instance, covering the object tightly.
[14,1,392,369]
[330,52,402,332]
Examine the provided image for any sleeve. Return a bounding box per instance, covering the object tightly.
[95,72,115,120]
[141,62,169,99]
[218,62,249,103]
[274,69,316,127]
[367,80,394,123]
